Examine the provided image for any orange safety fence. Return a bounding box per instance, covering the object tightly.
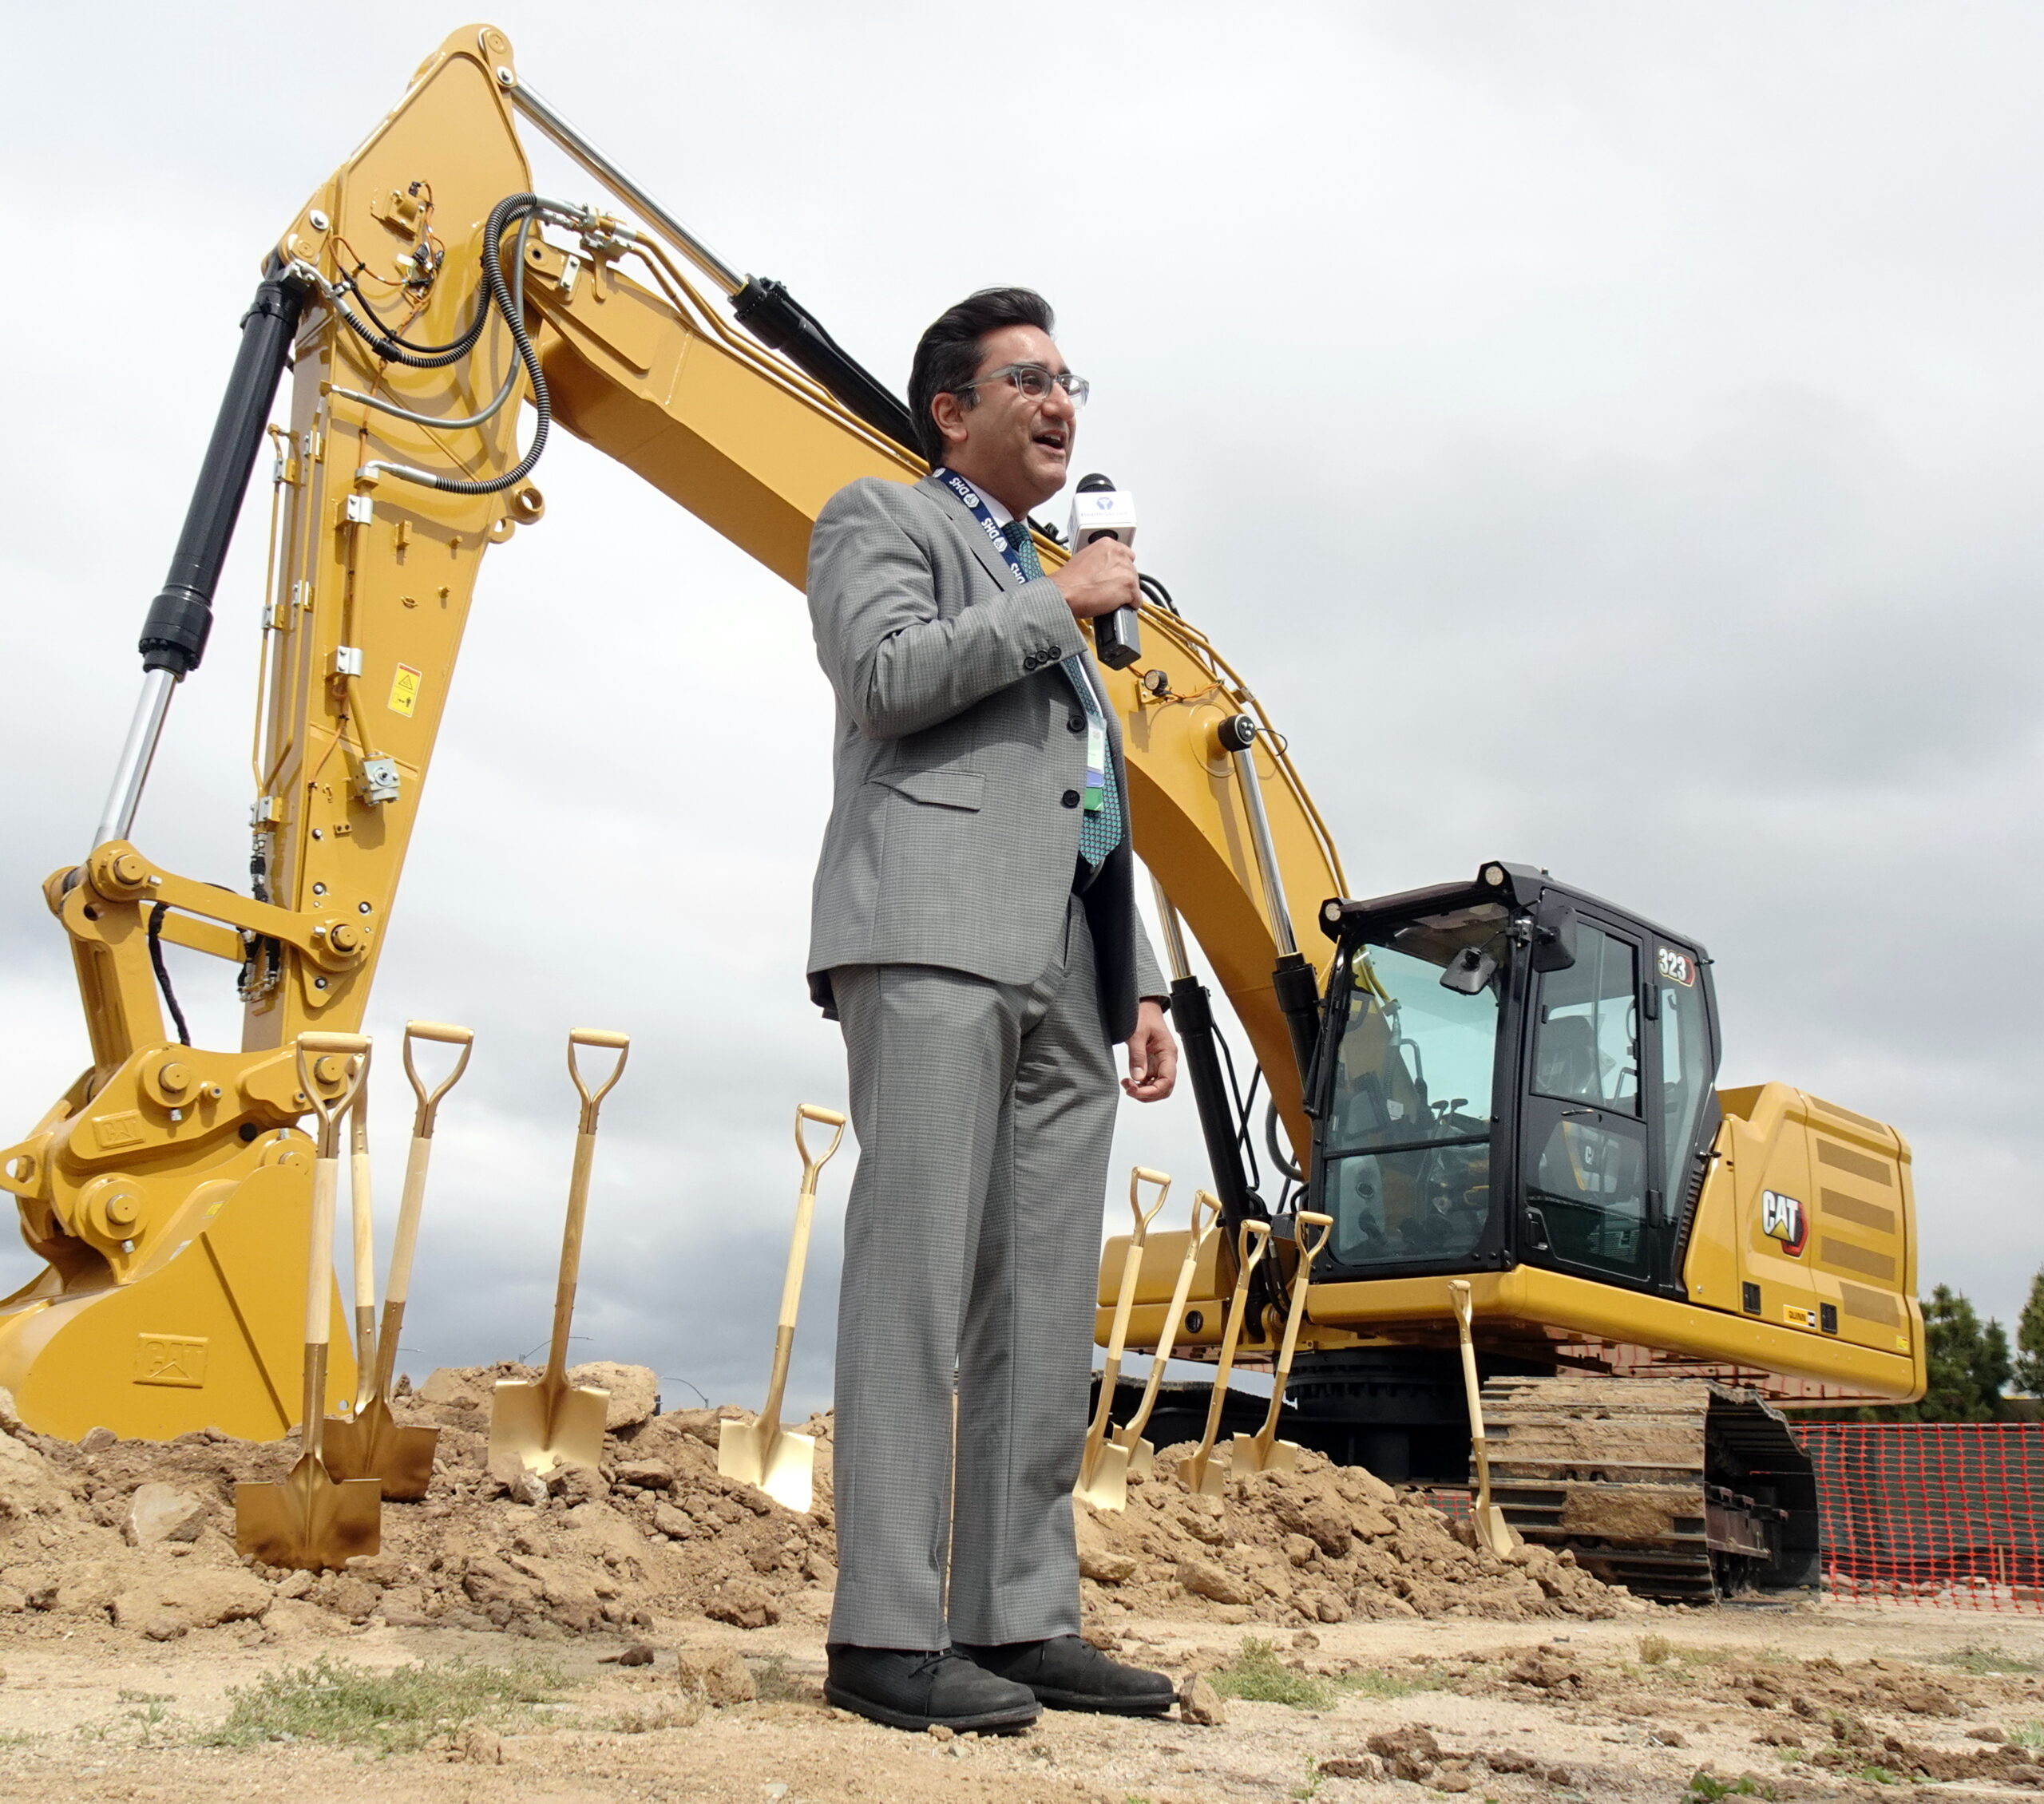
[1797,1421,2044,1611]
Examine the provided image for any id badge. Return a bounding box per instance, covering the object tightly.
[1084,720,1107,813]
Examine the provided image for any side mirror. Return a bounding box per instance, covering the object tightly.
[1440,947,1497,995]
[1530,902,1577,973]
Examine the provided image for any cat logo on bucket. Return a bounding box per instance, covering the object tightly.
[1761,1189,1808,1256]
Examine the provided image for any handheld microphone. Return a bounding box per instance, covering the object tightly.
[1068,472,1142,670]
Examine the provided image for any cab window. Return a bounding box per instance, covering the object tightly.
[1531,925,1639,1115]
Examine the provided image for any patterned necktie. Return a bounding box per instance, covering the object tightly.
[1003,520,1124,868]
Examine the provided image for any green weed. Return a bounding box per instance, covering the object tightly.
[75,1702,184,1747]
[197,1655,564,1755]
[1289,1756,1323,1799]
[1946,1643,2042,1675]
[1341,1666,1432,1699]
[1683,1773,1777,1801]
[2007,1721,2044,1749]
[1208,1638,1337,1710]
[1856,1766,1903,1786]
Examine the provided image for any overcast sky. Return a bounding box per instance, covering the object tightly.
[2,2,2040,1417]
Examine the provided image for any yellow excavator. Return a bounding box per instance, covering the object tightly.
[0,26,1921,1599]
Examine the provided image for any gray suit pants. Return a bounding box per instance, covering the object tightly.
[827,896,1119,1650]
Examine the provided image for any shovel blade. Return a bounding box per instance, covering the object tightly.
[1228,1432,1301,1478]
[323,1401,442,1501]
[1195,1449,1231,1497]
[1476,1504,1520,1559]
[235,1454,382,1570]
[1126,1436,1156,1482]
[717,1420,817,1514]
[488,1375,609,1477]
[1075,1440,1131,1513]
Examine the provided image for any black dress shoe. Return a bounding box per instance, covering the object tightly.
[954,1634,1176,1715]
[823,1645,1040,1734]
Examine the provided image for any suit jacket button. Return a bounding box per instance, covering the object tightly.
[1061,789,1080,809]
[1067,713,1085,733]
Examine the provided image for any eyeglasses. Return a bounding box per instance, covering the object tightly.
[959,363,1090,408]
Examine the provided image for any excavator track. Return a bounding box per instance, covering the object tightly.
[1481,1375,1820,1602]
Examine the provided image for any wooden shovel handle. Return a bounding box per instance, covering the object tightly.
[1116,1189,1222,1452]
[568,1029,629,1133]
[295,1033,369,1156]
[759,1105,844,1432]
[794,1104,846,1193]
[1188,1219,1272,1483]
[1250,1211,1334,1459]
[403,1020,474,1136]
[348,1078,375,1316]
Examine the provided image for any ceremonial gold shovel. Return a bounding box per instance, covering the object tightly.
[346,1073,378,1400]
[717,1103,846,1513]
[1075,1168,1171,1511]
[1229,1211,1333,1477]
[235,1033,382,1569]
[1185,1218,1272,1497]
[1451,1279,1519,1557]
[488,1029,629,1477]
[324,1021,473,1500]
[1110,1189,1222,1489]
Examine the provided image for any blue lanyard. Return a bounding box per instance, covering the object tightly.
[934,467,1036,587]
[933,468,1110,815]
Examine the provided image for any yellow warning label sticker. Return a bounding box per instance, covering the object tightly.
[388,663,422,718]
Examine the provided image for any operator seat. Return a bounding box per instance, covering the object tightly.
[1536,1015,1600,1103]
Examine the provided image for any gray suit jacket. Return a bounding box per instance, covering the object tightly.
[806,473,1165,1043]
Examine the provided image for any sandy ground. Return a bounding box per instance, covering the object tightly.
[0,1597,2041,1802]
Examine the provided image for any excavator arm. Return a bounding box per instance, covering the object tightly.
[0,26,1341,1438]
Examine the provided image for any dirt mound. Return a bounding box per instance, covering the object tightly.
[1074,1442,1630,1628]
[0,1368,1629,1647]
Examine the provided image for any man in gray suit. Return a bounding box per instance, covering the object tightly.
[806,288,1180,1733]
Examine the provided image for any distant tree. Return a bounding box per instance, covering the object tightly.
[1869,1284,2011,1422]
[2014,1268,2044,1399]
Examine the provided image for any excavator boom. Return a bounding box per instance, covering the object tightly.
[0,26,1341,1438]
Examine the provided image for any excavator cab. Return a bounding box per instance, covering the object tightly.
[1313,860,1721,1304]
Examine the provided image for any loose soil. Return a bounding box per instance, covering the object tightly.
[0,1367,2038,1800]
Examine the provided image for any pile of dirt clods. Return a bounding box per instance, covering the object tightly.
[0,1363,1631,1645]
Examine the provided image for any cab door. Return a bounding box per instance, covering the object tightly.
[1520,918,1654,1285]
[1642,940,1717,1293]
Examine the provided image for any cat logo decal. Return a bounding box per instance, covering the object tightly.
[1761,1189,1808,1256]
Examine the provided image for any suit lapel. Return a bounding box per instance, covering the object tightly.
[917,473,1026,595]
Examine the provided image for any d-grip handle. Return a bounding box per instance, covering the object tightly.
[403,1019,474,1136]
[568,1028,630,1133]
[794,1104,847,1190]
[295,1031,370,1156]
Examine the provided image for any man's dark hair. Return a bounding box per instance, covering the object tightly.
[906,287,1056,466]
